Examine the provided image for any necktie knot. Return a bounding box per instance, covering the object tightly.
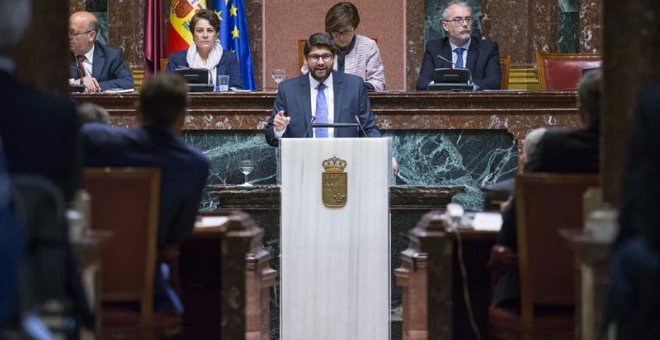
[317,83,326,91]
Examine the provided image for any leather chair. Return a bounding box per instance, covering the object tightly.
[536,52,601,90]
[489,173,599,340]
[500,54,511,90]
[83,167,181,339]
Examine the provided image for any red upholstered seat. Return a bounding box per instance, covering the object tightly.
[536,52,601,90]
[489,173,599,340]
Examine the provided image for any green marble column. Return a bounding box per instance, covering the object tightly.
[558,0,580,52]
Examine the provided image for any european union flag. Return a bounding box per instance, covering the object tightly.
[214,0,255,90]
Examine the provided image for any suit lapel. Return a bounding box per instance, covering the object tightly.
[300,76,313,129]
[92,43,105,80]
[333,71,344,129]
[439,40,453,68]
[466,38,479,73]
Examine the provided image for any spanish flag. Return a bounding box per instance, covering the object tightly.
[166,0,206,57]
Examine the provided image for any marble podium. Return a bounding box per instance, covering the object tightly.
[280,138,391,339]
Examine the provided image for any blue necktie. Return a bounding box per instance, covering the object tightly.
[315,83,328,138]
[454,48,465,68]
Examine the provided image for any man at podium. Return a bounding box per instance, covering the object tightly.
[265,32,380,147]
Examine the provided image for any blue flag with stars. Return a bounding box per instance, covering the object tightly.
[214,0,255,90]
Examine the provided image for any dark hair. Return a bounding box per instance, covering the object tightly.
[77,102,109,124]
[325,2,360,34]
[577,69,602,126]
[189,9,219,32]
[139,73,189,126]
[303,33,337,56]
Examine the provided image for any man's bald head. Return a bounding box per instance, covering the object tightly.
[68,11,99,56]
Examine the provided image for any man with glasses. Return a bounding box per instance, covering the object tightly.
[415,0,501,90]
[265,32,380,147]
[69,11,133,92]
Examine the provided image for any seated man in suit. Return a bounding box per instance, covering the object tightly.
[415,0,501,90]
[491,69,602,309]
[265,32,380,147]
[69,11,134,92]
[81,73,210,314]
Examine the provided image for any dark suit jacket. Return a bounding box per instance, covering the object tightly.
[0,70,93,328]
[497,125,600,249]
[166,49,244,89]
[265,71,381,147]
[416,36,501,90]
[0,71,81,202]
[70,42,134,91]
[81,123,210,246]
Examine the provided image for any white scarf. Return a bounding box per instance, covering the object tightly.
[186,42,224,85]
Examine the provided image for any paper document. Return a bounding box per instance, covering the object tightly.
[471,212,503,231]
[195,216,229,228]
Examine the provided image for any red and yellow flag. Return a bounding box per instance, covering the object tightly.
[166,0,206,57]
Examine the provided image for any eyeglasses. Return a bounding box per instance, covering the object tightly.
[331,28,355,38]
[443,16,474,25]
[307,53,333,62]
[68,30,93,38]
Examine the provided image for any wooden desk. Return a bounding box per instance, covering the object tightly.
[179,212,276,340]
[560,229,612,340]
[71,91,580,145]
[395,212,498,340]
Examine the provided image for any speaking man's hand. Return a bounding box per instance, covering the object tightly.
[274,111,291,132]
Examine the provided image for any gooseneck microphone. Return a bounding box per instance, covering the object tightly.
[303,115,317,138]
[354,116,368,137]
[69,66,85,93]
[70,65,84,83]
[437,54,462,69]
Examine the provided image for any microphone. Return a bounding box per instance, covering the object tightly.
[354,116,368,137]
[437,54,463,69]
[69,66,85,93]
[70,65,84,82]
[303,115,316,138]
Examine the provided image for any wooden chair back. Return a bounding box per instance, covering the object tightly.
[536,52,601,90]
[499,54,511,89]
[83,167,161,337]
[516,173,599,335]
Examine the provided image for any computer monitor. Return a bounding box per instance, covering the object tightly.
[174,68,214,92]
[428,68,473,91]
[433,68,472,84]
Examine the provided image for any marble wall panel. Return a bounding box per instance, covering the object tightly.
[558,0,580,52]
[245,0,263,88]
[579,0,602,53]
[481,0,532,66]
[407,0,426,91]
[185,130,517,211]
[108,0,144,71]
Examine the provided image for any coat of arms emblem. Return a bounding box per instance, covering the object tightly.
[321,156,347,207]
